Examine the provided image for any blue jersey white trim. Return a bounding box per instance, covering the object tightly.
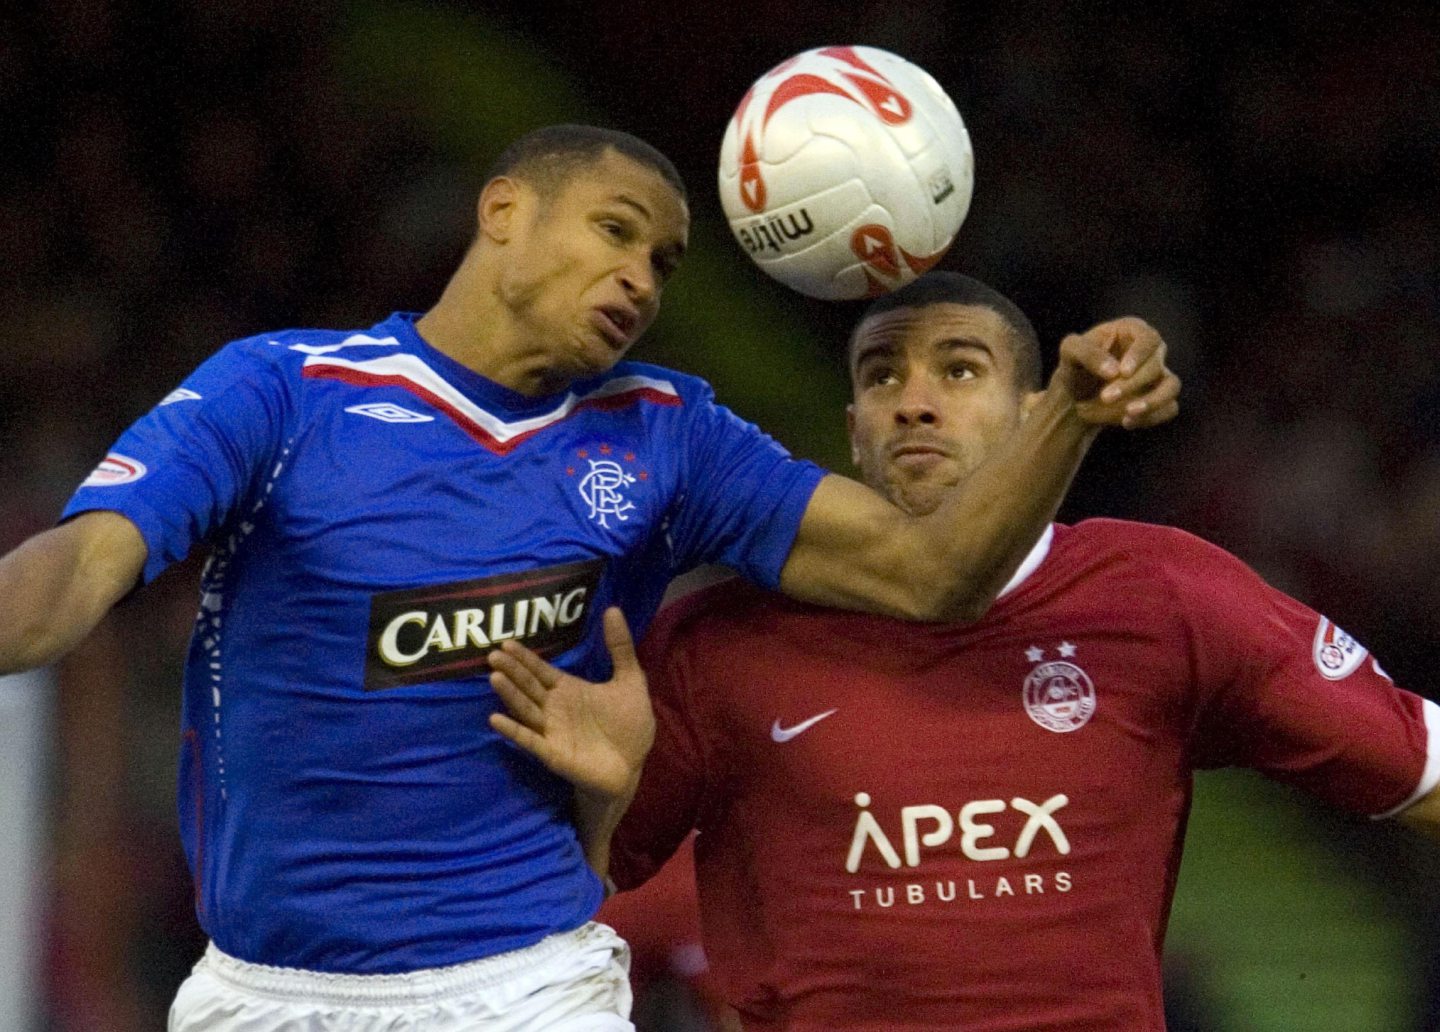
[64,312,824,973]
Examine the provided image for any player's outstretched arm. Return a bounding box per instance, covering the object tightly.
[780,318,1181,622]
[487,608,656,876]
[0,511,147,674]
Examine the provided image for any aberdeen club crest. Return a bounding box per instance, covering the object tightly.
[1022,642,1096,733]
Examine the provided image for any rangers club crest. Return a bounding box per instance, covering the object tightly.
[1312,617,1368,681]
[1022,642,1096,733]
[566,443,648,529]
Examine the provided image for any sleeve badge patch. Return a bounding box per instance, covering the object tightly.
[81,453,147,487]
[1312,617,1369,681]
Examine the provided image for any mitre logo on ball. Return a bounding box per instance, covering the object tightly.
[718,45,974,300]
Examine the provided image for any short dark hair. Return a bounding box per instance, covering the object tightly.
[850,272,1043,391]
[486,124,686,203]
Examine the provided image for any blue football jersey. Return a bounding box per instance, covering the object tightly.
[63,312,824,974]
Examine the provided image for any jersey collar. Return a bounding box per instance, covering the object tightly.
[997,524,1055,599]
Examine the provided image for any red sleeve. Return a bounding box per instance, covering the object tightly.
[609,593,715,891]
[1164,531,1436,816]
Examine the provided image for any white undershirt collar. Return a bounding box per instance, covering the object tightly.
[996,523,1055,599]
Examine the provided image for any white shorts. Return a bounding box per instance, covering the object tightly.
[168,922,634,1031]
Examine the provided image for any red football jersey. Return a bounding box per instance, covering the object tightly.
[610,520,1437,1031]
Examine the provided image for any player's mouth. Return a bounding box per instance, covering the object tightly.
[889,437,952,471]
[592,305,639,349]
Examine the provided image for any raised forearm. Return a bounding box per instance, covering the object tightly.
[908,384,1095,620]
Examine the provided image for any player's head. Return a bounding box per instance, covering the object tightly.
[474,125,689,382]
[846,272,1044,516]
[486,125,687,206]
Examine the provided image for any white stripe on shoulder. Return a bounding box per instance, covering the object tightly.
[997,524,1054,599]
[303,353,678,443]
[283,333,402,356]
[1373,697,1440,819]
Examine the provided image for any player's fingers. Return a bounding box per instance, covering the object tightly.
[1060,331,1122,383]
[1123,398,1180,430]
[1132,367,1181,412]
[602,608,640,677]
[1107,318,1163,379]
[1121,375,1182,429]
[488,712,553,763]
[1099,346,1166,405]
[488,669,545,728]
[498,637,563,690]
[488,648,550,707]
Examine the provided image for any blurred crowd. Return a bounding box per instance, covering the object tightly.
[4,0,1437,1029]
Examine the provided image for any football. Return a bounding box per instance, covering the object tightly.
[718,46,974,300]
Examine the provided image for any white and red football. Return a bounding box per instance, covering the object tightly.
[718,46,974,300]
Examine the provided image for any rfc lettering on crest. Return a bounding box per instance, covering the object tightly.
[566,443,648,529]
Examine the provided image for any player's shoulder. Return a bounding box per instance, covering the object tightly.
[196,319,422,407]
[1061,518,1252,584]
[600,359,715,406]
[219,322,391,369]
[1064,517,1215,555]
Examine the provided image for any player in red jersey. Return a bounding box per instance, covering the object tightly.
[485,271,1440,1031]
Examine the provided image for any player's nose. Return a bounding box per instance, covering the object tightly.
[893,374,940,425]
[617,257,658,307]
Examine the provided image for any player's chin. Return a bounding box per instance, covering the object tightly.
[569,332,630,376]
[887,466,962,516]
[885,477,948,518]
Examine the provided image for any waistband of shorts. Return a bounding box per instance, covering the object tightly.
[199,924,601,1005]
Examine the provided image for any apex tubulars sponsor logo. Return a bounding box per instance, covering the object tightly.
[844,791,1075,912]
[365,559,604,690]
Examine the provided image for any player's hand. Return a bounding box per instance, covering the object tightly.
[1051,317,1181,430]
[486,607,655,802]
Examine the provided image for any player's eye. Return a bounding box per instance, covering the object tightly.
[599,218,632,242]
[861,366,897,388]
[947,364,977,380]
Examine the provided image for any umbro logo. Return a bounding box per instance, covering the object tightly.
[345,402,434,424]
[771,709,837,742]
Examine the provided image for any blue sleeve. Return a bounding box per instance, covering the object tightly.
[61,341,294,585]
[667,386,826,589]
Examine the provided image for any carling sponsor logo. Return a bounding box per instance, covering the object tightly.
[366,558,604,690]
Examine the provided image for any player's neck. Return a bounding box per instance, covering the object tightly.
[416,264,569,399]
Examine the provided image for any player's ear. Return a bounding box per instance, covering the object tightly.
[1019,390,1044,423]
[478,177,521,244]
[846,404,860,465]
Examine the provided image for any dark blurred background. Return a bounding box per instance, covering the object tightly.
[2,1,1438,1028]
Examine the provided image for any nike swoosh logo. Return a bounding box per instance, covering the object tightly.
[771,709,838,743]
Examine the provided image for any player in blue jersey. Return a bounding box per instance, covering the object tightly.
[0,125,1179,1031]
